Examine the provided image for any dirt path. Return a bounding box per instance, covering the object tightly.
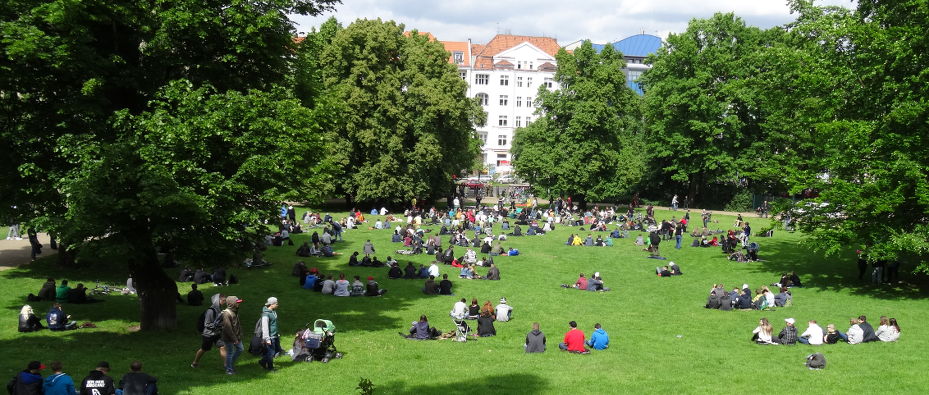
[0,233,56,271]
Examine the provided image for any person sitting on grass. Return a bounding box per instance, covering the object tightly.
[387,263,403,279]
[751,318,775,344]
[495,298,513,322]
[669,262,682,275]
[118,361,158,395]
[55,280,71,304]
[857,315,880,343]
[559,321,589,354]
[423,276,438,295]
[18,305,44,332]
[459,265,474,279]
[333,274,350,297]
[507,247,519,256]
[485,263,501,281]
[566,273,587,289]
[774,286,792,307]
[187,284,204,306]
[404,315,437,340]
[525,322,546,353]
[38,278,56,301]
[320,276,335,295]
[467,298,480,320]
[46,303,77,331]
[439,274,454,295]
[876,316,901,342]
[350,276,365,297]
[586,323,609,350]
[347,251,360,266]
[798,320,824,345]
[656,266,672,277]
[823,324,843,344]
[364,276,387,296]
[587,273,609,292]
[477,310,496,337]
[402,262,417,279]
[13,361,44,395]
[775,318,798,345]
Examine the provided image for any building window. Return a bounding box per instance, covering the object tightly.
[500,75,509,86]
[496,153,508,166]
[475,74,489,85]
[498,135,508,146]
[498,116,507,126]
[515,116,522,127]
[516,96,522,107]
[478,132,487,144]
[476,93,488,106]
[529,62,534,70]
[544,78,554,88]
[517,76,523,87]
[459,71,467,80]
[628,71,642,81]
[526,116,532,125]
[527,77,533,87]
[525,96,532,107]
[499,95,508,106]
[453,51,464,65]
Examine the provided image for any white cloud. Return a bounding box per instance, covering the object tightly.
[291,0,856,44]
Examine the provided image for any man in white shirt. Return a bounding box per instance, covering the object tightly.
[495,298,513,322]
[428,262,440,278]
[798,319,824,345]
[450,298,468,320]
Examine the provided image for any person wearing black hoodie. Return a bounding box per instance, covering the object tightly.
[525,322,546,353]
[80,361,115,395]
[858,315,880,343]
[402,262,417,279]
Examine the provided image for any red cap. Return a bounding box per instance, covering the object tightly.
[367,276,374,281]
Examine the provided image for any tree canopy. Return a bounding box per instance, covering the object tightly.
[511,42,643,206]
[319,19,485,206]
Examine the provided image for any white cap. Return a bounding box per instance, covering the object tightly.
[785,318,795,324]
[266,297,278,306]
[669,261,675,266]
[742,284,749,290]
[594,272,600,278]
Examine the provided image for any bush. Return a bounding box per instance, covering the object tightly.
[724,190,753,212]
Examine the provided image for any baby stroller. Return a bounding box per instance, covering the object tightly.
[292,319,341,362]
[450,313,471,342]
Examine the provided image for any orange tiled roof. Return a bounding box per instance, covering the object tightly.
[441,41,471,67]
[473,34,560,70]
[404,31,437,41]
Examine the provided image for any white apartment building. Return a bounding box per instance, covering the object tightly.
[442,35,561,174]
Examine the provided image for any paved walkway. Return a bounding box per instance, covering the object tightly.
[0,233,56,271]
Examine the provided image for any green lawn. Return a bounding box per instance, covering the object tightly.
[1,209,926,394]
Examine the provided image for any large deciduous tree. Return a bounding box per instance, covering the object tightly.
[1,0,338,330]
[639,13,765,205]
[319,19,485,206]
[511,42,644,207]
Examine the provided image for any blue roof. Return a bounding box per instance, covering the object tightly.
[589,34,662,58]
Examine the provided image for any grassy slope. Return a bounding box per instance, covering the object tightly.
[1,209,926,394]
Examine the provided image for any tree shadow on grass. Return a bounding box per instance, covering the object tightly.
[749,237,929,300]
[378,373,547,394]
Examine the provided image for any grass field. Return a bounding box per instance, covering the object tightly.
[1,209,926,394]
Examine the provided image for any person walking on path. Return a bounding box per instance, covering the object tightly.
[258,297,281,371]
[221,296,244,375]
[191,293,227,369]
[671,195,679,211]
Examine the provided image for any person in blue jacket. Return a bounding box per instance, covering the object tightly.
[42,361,76,395]
[586,323,610,350]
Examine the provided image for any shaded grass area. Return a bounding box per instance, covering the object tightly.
[1,208,927,394]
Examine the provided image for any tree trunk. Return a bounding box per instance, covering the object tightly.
[129,235,178,331]
[56,242,76,266]
[577,194,588,211]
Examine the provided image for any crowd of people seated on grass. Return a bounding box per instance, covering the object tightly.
[655,262,683,277]
[297,269,387,297]
[705,283,794,310]
[17,303,85,332]
[9,360,157,395]
[565,233,615,247]
[752,315,900,345]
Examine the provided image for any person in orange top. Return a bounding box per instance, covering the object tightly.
[558,321,589,353]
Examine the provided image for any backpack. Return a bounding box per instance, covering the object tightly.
[197,307,222,336]
[806,353,826,369]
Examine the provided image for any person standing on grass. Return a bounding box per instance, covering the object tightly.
[525,322,546,353]
[80,361,115,395]
[258,297,281,371]
[191,294,227,369]
[221,296,244,375]
[671,194,678,211]
[43,361,75,395]
[117,361,157,395]
[559,321,589,353]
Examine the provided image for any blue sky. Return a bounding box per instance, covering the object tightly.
[291,0,856,43]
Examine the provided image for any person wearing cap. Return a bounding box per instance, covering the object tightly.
[258,297,281,371]
[42,361,75,395]
[495,298,513,322]
[775,318,798,345]
[586,323,610,350]
[117,361,157,395]
[558,321,589,353]
[80,361,115,395]
[12,361,44,395]
[220,296,244,375]
[364,276,387,296]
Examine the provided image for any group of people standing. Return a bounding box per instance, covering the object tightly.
[190,294,284,375]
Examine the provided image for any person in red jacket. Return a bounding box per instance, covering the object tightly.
[558,321,589,354]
